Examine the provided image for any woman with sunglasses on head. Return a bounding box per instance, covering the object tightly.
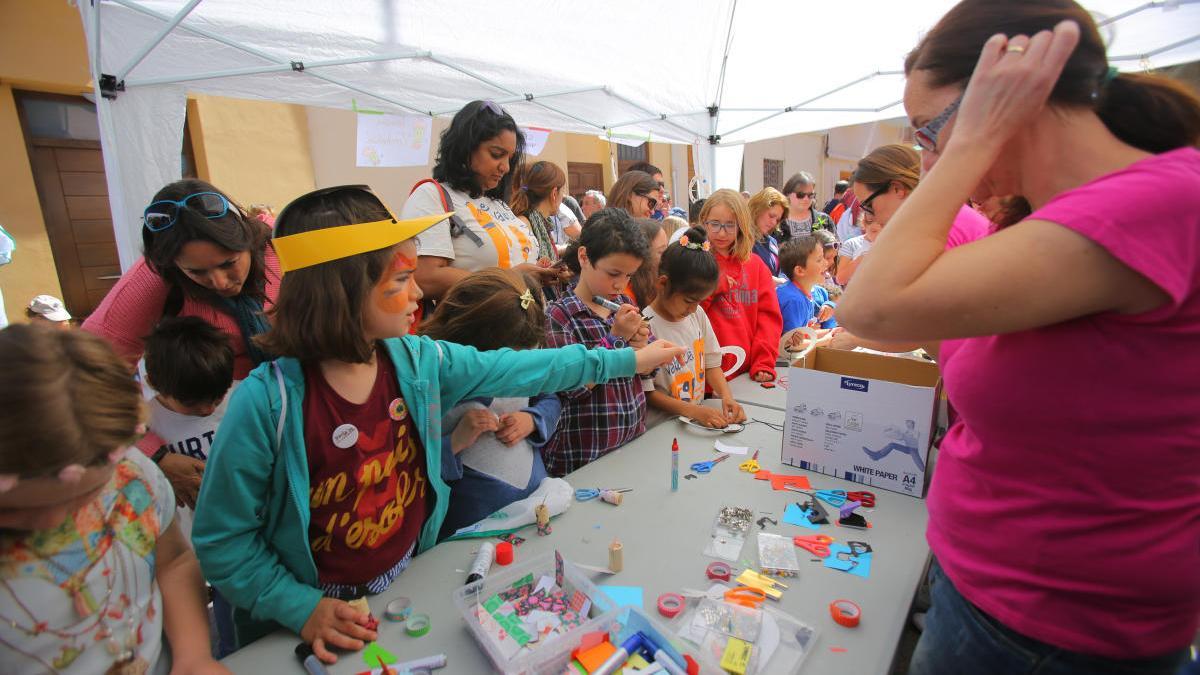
[83,179,281,381]
[400,100,558,307]
[838,2,1200,674]
[778,171,833,241]
[508,160,574,300]
[747,187,790,279]
[606,170,662,220]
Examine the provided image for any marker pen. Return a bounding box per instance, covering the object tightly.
[295,643,331,675]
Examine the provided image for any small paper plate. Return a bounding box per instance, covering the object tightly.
[677,416,746,434]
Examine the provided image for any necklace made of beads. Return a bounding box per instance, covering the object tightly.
[0,501,150,674]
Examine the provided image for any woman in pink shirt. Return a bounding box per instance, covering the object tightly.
[83,179,281,381]
[839,1,1200,674]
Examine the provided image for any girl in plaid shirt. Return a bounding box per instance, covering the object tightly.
[541,208,653,476]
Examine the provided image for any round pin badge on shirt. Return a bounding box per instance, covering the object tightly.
[388,397,408,421]
[332,423,359,449]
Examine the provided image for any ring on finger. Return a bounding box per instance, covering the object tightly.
[1006,45,1026,54]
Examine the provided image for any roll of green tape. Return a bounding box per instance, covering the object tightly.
[405,613,431,637]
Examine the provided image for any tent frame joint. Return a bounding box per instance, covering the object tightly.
[707,105,718,117]
[98,73,124,99]
[707,134,721,145]
[525,93,534,101]
[290,61,305,72]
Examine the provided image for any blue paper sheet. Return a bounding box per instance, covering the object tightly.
[782,503,820,530]
[823,544,872,578]
[598,585,645,609]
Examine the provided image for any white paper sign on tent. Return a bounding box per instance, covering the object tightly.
[522,126,551,156]
[356,113,433,168]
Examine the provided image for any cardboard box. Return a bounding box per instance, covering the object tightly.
[781,348,940,498]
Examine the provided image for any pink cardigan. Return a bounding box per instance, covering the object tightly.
[83,248,282,381]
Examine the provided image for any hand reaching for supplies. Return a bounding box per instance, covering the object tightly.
[300,598,376,664]
[450,409,500,454]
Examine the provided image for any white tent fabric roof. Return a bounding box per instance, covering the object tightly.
[78,0,1200,268]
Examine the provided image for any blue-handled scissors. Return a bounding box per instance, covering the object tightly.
[690,454,731,474]
[574,488,633,501]
[813,489,849,507]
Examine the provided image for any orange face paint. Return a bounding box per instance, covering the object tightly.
[374,250,419,314]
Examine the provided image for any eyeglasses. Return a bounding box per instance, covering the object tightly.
[636,193,658,211]
[794,191,816,200]
[143,192,231,232]
[859,185,890,216]
[914,93,963,153]
[703,220,738,234]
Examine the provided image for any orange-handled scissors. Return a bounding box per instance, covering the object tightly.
[793,534,833,558]
[724,586,767,608]
[738,450,760,473]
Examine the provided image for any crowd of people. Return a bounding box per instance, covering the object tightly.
[1,1,1198,673]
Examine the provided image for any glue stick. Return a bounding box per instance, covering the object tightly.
[466,542,494,584]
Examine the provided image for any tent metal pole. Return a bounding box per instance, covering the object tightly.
[108,0,426,114]
[426,55,518,95]
[530,100,605,130]
[606,90,701,140]
[711,0,739,134]
[1109,33,1200,62]
[606,109,708,130]
[1097,0,1200,27]
[114,0,203,83]
[430,85,608,115]
[719,70,890,139]
[90,0,102,85]
[125,52,430,88]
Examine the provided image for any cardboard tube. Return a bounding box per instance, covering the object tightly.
[609,539,624,573]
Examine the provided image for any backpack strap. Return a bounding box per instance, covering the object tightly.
[409,179,484,248]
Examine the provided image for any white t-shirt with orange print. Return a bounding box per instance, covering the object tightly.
[642,305,723,428]
[400,182,540,271]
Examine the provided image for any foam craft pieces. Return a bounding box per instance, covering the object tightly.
[782,503,820,531]
[598,585,645,609]
[575,631,608,653]
[769,474,813,491]
[360,642,397,667]
[823,544,873,578]
[576,641,618,672]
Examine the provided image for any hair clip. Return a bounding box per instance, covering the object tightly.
[519,185,529,191]
[519,288,535,310]
[0,474,17,493]
[677,235,710,251]
[57,464,86,484]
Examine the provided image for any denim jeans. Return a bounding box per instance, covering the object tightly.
[909,559,1189,675]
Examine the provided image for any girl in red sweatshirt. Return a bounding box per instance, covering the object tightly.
[698,189,783,382]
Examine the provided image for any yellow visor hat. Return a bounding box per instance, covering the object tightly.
[272,211,452,272]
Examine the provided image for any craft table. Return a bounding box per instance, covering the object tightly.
[726,371,791,411]
[221,406,930,675]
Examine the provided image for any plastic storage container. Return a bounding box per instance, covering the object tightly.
[452,551,616,674]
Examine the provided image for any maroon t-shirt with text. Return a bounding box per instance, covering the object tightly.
[303,353,429,585]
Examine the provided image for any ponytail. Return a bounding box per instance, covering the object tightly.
[1096,72,1200,154]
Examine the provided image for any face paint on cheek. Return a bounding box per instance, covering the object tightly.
[375,250,419,315]
[391,251,417,273]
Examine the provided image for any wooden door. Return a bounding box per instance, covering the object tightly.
[567,162,604,202]
[27,138,119,317]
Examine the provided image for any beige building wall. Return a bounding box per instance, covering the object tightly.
[0,0,94,324]
[307,105,676,214]
[188,94,316,211]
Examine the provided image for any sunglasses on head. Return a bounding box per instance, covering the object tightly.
[143,192,231,232]
[914,93,964,154]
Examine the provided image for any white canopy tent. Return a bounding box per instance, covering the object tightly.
[76,0,1200,269]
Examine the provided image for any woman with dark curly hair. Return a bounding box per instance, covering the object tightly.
[401,100,559,304]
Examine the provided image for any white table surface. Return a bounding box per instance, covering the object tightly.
[221,405,929,675]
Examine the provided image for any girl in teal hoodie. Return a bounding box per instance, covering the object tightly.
[191,185,683,663]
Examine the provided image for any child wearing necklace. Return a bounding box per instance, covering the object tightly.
[0,325,223,675]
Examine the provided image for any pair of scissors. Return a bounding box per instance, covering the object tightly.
[724,586,766,608]
[813,489,849,507]
[793,534,833,558]
[738,450,760,473]
[690,454,730,473]
[574,488,632,501]
[847,490,876,508]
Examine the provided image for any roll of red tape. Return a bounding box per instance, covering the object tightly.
[495,541,514,566]
[657,593,684,618]
[830,599,861,627]
[706,561,732,582]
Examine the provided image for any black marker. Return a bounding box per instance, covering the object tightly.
[295,642,331,675]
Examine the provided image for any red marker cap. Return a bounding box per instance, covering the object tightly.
[495,541,514,565]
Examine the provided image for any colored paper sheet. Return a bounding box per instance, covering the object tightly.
[769,474,812,491]
[782,503,820,530]
[715,440,750,455]
[522,126,551,156]
[823,544,872,578]
[598,585,645,609]
[356,112,432,167]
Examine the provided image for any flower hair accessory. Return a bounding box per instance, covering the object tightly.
[677,235,710,251]
[519,288,536,310]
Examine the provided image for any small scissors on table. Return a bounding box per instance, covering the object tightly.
[738,450,761,473]
[690,454,731,474]
[793,534,833,558]
[574,487,633,501]
[847,490,876,508]
[724,586,767,608]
